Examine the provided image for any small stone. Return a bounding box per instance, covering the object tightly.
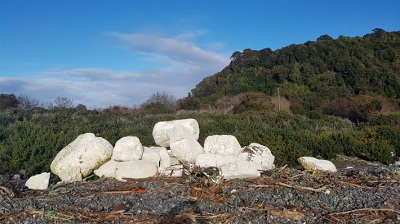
[12,174,21,180]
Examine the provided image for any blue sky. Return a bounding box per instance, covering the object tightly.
[1,0,399,109]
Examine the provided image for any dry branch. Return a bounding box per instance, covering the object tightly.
[249,182,327,192]
[320,208,400,223]
[0,186,15,198]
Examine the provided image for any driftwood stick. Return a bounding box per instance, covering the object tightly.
[0,186,15,198]
[326,208,400,216]
[249,182,327,192]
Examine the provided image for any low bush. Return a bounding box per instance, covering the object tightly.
[0,107,398,175]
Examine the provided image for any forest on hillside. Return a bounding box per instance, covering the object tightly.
[187,29,400,121]
[1,29,399,177]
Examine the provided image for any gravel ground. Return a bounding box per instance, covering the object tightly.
[1,157,399,224]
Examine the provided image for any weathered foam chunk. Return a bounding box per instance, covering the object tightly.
[95,159,159,180]
[195,153,239,168]
[203,135,242,156]
[25,172,50,190]
[157,147,171,171]
[56,166,82,182]
[240,143,275,170]
[169,124,203,163]
[112,136,143,162]
[94,160,118,178]
[160,164,184,177]
[50,133,113,182]
[115,160,158,181]
[153,118,199,147]
[298,156,337,172]
[167,150,181,165]
[142,147,161,166]
[220,160,261,179]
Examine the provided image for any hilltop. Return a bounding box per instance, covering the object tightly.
[183,29,400,121]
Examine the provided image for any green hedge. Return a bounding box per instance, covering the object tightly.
[0,108,398,176]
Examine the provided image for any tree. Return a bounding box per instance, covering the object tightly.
[322,95,384,122]
[177,93,200,110]
[52,96,74,109]
[230,51,241,61]
[191,30,400,116]
[140,91,176,110]
[288,63,302,83]
[317,34,333,42]
[17,94,40,109]
[0,94,18,109]
[75,104,88,112]
[230,92,273,114]
[372,28,386,37]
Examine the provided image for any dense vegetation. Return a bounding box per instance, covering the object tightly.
[0,105,399,176]
[1,29,399,176]
[189,29,400,121]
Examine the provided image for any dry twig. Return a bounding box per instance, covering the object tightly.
[320,208,400,223]
[0,186,15,198]
[249,182,327,193]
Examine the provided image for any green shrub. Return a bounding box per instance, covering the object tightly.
[375,126,400,157]
[290,102,306,115]
[177,96,200,110]
[140,102,176,115]
[0,121,70,175]
[0,106,397,175]
[367,114,400,126]
[351,131,396,164]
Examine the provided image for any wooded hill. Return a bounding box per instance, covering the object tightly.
[188,29,400,121]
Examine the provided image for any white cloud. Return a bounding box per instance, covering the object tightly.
[1,31,230,109]
[41,68,141,81]
[174,30,208,41]
[109,31,229,72]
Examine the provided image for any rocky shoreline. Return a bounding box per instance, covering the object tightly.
[1,159,399,224]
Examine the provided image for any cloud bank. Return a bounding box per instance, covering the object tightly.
[1,31,230,109]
